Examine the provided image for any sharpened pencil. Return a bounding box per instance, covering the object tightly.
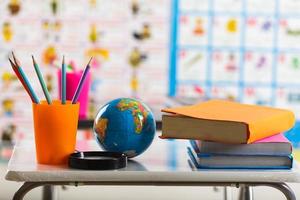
[12,52,40,104]
[71,57,92,104]
[8,57,36,102]
[61,56,66,104]
[32,55,52,104]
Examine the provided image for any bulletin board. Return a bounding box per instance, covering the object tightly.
[1,0,300,148]
[0,0,170,143]
[169,0,300,147]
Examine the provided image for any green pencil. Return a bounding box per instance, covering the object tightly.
[32,55,52,104]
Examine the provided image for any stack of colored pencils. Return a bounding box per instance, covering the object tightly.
[8,52,92,105]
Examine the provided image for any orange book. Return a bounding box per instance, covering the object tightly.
[161,99,295,144]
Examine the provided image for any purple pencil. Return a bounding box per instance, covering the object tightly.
[71,57,92,104]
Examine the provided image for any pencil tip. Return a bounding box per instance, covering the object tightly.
[8,57,15,67]
[11,51,16,59]
[87,57,93,66]
[31,55,36,64]
[11,51,19,67]
[62,55,65,64]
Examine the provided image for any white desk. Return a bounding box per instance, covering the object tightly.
[5,138,300,200]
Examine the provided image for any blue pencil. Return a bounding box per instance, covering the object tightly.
[71,57,92,104]
[61,56,66,104]
[9,57,35,103]
[12,52,40,104]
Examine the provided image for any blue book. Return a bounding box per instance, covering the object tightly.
[187,146,293,169]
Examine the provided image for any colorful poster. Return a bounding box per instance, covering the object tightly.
[0,0,170,143]
[170,0,300,154]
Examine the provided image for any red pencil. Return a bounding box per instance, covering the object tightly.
[8,57,35,102]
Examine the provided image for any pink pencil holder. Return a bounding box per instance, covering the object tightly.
[58,70,91,119]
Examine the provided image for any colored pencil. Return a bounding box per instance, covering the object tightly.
[11,52,40,104]
[8,58,36,102]
[71,57,92,104]
[61,56,66,104]
[32,55,52,104]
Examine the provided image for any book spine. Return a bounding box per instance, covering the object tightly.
[187,147,293,169]
[191,140,292,156]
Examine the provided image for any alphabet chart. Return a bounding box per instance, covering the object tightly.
[170,0,300,113]
[169,0,300,144]
[0,0,170,144]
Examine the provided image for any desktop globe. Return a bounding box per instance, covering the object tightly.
[93,98,156,158]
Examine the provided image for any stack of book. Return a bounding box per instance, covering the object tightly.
[161,100,295,169]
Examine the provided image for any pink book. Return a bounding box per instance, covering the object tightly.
[194,133,292,156]
[254,133,290,143]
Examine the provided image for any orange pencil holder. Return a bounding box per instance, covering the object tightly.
[32,100,79,165]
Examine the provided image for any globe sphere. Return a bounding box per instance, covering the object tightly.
[93,98,156,158]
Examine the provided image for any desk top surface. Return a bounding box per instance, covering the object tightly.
[5,136,300,183]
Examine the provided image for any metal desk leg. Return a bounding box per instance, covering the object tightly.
[42,185,55,200]
[262,183,296,200]
[13,182,54,200]
[13,182,40,200]
[242,182,296,200]
[238,186,253,200]
[223,187,233,200]
[12,181,296,200]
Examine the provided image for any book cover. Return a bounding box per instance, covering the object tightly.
[162,99,295,143]
[187,147,293,169]
[191,133,292,156]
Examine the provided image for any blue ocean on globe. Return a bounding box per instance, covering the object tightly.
[93,98,156,158]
